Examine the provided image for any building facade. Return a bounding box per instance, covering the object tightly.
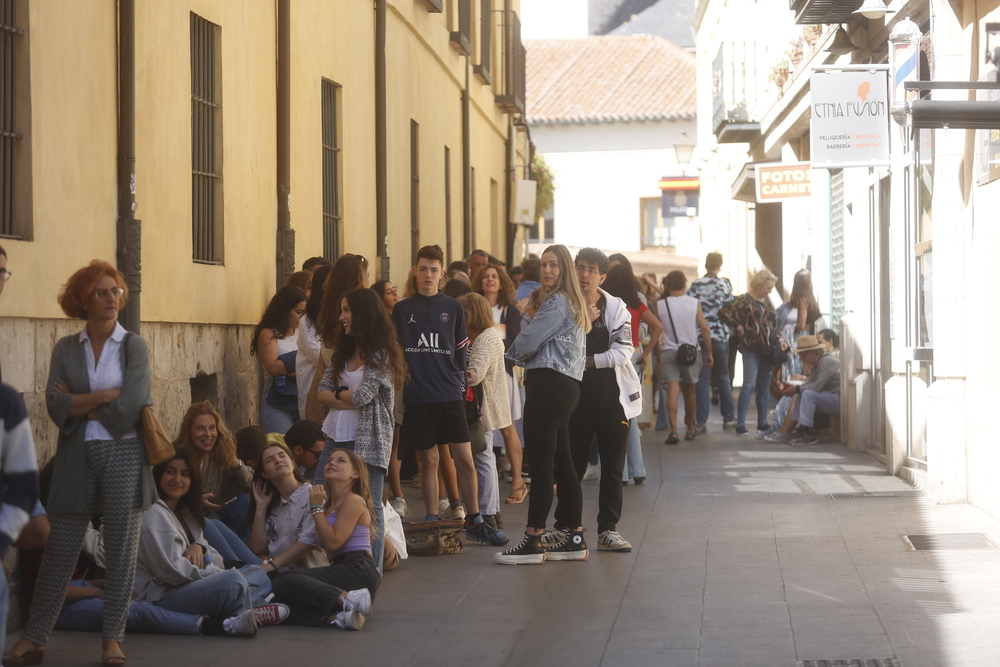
[0,0,528,462]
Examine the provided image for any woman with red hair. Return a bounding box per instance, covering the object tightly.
[6,261,157,667]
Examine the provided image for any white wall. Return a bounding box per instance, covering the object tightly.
[521,0,588,39]
[531,119,698,253]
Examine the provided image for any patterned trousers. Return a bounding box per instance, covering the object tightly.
[24,438,146,644]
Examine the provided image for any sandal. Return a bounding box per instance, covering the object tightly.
[102,641,125,666]
[3,645,44,667]
[505,485,529,504]
[410,474,422,488]
[665,432,680,445]
[685,431,696,441]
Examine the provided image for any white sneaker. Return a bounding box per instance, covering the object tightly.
[223,608,258,636]
[440,503,466,521]
[342,588,372,616]
[438,498,450,515]
[390,497,409,518]
[539,527,568,548]
[330,610,365,630]
[597,530,633,552]
[582,463,600,481]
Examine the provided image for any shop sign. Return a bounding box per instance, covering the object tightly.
[810,69,891,168]
[658,177,700,218]
[755,163,812,202]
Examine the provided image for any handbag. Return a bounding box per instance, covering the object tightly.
[265,349,298,411]
[464,382,487,455]
[124,333,176,465]
[304,354,329,424]
[664,298,698,366]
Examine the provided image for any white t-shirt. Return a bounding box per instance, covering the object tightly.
[657,296,699,350]
[321,364,364,442]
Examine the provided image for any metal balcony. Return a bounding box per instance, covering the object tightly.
[712,42,760,144]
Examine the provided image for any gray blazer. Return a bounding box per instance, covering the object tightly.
[45,331,158,515]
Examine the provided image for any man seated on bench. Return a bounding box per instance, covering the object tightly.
[775,335,841,445]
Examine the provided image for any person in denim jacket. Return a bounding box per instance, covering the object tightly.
[496,245,590,565]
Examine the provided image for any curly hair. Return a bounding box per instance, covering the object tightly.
[330,288,409,390]
[250,285,307,356]
[321,448,376,543]
[317,254,369,347]
[153,446,206,528]
[174,401,239,469]
[58,260,128,320]
[471,263,515,307]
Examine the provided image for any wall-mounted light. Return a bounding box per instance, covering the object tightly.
[674,143,695,165]
[854,0,892,20]
[827,27,857,55]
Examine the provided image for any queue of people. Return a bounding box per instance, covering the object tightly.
[0,241,840,665]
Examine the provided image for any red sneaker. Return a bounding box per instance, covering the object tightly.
[254,603,290,627]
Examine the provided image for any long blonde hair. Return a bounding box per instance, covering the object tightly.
[323,448,376,543]
[540,244,591,333]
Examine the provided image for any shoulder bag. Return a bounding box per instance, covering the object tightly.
[664,298,698,366]
[124,333,176,465]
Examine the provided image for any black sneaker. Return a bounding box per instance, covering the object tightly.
[494,532,546,565]
[789,427,818,446]
[543,528,589,561]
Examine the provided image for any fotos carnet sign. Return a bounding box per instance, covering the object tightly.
[755,163,811,202]
[810,69,890,168]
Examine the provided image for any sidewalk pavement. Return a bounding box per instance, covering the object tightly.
[14,417,1000,666]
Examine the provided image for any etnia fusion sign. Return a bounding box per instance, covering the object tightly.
[755,163,811,202]
[810,68,891,168]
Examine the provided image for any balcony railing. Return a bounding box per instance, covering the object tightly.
[712,41,760,144]
[449,0,471,56]
[495,10,524,114]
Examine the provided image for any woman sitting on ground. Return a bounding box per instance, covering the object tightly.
[270,448,380,630]
[176,401,254,543]
[248,440,328,573]
[133,447,287,629]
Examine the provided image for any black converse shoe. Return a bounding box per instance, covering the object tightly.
[494,532,546,565]
[543,528,589,561]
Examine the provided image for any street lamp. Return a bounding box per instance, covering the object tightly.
[854,0,892,20]
[674,143,695,166]
[827,27,857,55]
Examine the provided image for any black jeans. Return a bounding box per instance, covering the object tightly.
[523,368,582,531]
[270,551,381,627]
[559,404,628,534]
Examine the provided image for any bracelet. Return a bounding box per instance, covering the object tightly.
[310,507,326,516]
[334,385,348,400]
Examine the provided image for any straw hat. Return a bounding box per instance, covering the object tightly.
[794,335,824,354]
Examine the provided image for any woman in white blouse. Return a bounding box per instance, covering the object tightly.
[458,293,512,529]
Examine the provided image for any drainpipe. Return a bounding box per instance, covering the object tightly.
[116,0,141,334]
[504,116,514,267]
[376,0,389,280]
[276,0,294,290]
[462,57,472,257]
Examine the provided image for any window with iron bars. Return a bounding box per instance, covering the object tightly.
[473,0,492,85]
[321,79,342,262]
[191,13,223,264]
[410,120,420,265]
[2,0,31,240]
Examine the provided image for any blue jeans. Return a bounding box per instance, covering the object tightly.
[0,563,7,651]
[155,566,270,618]
[696,339,735,424]
[316,438,386,576]
[213,492,251,542]
[622,350,646,480]
[203,518,261,565]
[793,390,841,428]
[261,397,298,436]
[57,598,200,635]
[737,350,772,430]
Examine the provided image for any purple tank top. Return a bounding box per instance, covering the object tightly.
[325,502,372,559]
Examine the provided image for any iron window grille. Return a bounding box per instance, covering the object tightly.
[410,120,419,265]
[473,0,492,85]
[322,79,342,262]
[191,13,223,264]
[450,0,471,56]
[1,0,25,239]
[495,9,524,114]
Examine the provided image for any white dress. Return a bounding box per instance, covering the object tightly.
[491,304,523,423]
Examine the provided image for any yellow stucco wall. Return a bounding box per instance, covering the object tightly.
[2,0,119,321]
[2,0,520,324]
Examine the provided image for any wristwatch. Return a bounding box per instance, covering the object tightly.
[263,556,276,568]
[334,385,348,400]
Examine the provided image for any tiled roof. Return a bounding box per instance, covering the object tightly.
[525,36,696,125]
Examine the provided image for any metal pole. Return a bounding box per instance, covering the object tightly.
[462,57,471,258]
[376,0,389,280]
[276,0,294,289]
[116,0,141,334]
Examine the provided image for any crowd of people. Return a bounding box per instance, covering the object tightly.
[0,241,841,665]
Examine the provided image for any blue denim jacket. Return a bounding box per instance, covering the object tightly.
[506,292,586,381]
